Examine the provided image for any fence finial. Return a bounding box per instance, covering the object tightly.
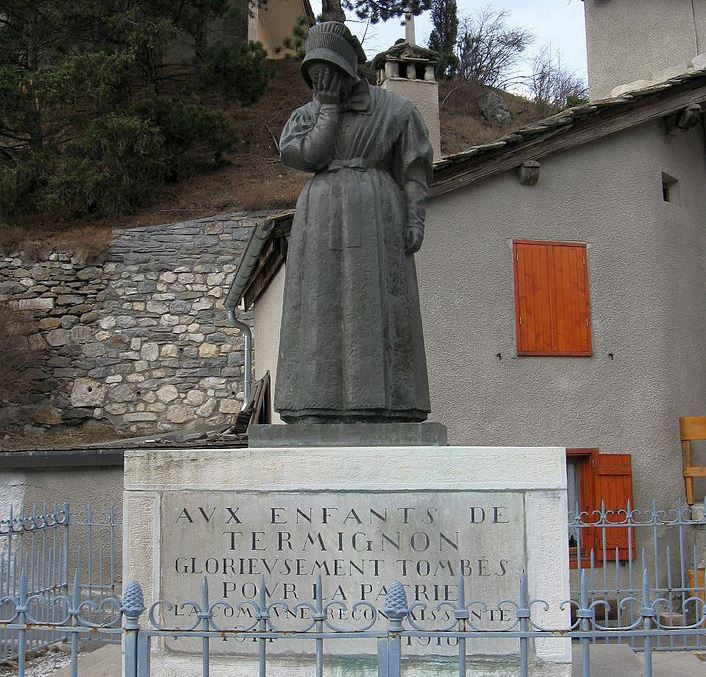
[385,581,409,632]
[122,580,146,620]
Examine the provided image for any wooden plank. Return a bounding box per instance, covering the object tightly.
[680,417,706,441]
[430,84,706,198]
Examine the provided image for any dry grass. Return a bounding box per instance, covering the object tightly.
[0,221,112,260]
[439,78,541,156]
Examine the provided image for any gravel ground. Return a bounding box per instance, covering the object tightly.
[0,648,86,677]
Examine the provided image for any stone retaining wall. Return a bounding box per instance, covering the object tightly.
[0,213,262,434]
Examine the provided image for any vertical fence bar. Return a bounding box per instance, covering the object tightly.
[518,572,529,677]
[383,581,408,677]
[122,581,146,677]
[16,570,27,676]
[258,575,267,677]
[70,571,80,677]
[579,570,591,677]
[314,576,324,677]
[456,575,467,677]
[641,570,653,677]
[201,577,210,677]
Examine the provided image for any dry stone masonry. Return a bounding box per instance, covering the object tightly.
[0,214,264,434]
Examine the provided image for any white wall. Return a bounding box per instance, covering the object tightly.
[584,0,706,99]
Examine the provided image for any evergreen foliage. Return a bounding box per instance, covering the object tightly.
[428,0,459,77]
[0,0,268,222]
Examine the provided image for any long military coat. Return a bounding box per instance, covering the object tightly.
[275,82,433,422]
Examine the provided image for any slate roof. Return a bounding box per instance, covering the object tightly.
[228,69,706,308]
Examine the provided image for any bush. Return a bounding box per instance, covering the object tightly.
[136,96,233,181]
[43,114,166,218]
[197,42,268,105]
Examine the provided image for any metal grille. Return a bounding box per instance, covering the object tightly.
[0,503,121,662]
[570,500,706,651]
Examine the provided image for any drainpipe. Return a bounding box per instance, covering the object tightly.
[224,220,277,410]
[227,307,252,410]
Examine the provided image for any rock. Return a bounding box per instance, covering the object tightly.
[140,342,159,361]
[169,300,191,314]
[109,383,135,402]
[27,333,47,350]
[116,316,137,328]
[166,404,193,424]
[106,375,123,384]
[70,325,92,343]
[146,301,169,314]
[100,316,116,329]
[77,266,102,280]
[71,378,107,407]
[157,385,179,403]
[124,412,158,422]
[198,343,219,358]
[62,408,93,425]
[692,52,706,71]
[196,399,217,417]
[137,281,156,293]
[193,298,213,311]
[38,318,61,330]
[57,294,84,305]
[160,314,179,326]
[205,222,224,235]
[131,338,142,351]
[31,406,62,426]
[105,402,128,415]
[178,273,195,284]
[480,92,513,126]
[161,344,180,358]
[18,297,54,311]
[160,271,177,283]
[207,272,225,285]
[61,315,80,329]
[80,310,101,324]
[219,399,241,414]
[45,329,70,346]
[186,390,206,406]
[109,334,129,350]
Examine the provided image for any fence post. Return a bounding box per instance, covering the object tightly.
[122,581,146,677]
[640,570,654,677]
[16,570,27,676]
[379,581,408,677]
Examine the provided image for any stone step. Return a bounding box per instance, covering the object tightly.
[639,650,706,676]
[572,643,644,676]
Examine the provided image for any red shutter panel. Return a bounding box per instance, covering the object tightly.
[593,453,635,561]
[513,241,593,356]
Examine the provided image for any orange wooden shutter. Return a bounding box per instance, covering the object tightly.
[513,241,592,356]
[593,453,634,561]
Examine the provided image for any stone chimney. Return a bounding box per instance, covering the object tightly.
[373,40,442,161]
[584,0,706,100]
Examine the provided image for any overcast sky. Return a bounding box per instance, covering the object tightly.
[309,0,588,85]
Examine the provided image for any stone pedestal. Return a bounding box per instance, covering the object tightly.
[124,445,571,676]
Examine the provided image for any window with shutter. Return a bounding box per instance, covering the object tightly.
[513,240,592,356]
[568,450,634,568]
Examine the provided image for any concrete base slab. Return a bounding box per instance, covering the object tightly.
[572,644,643,676]
[247,421,448,447]
[646,650,706,676]
[53,645,120,677]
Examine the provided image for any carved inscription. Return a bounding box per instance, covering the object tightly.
[160,491,524,656]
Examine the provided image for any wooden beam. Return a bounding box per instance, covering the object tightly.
[430,84,706,198]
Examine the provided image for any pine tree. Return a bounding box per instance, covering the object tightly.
[0,0,269,221]
[428,0,459,77]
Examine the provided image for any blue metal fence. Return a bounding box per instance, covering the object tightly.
[570,499,706,651]
[0,503,121,662]
[3,569,705,677]
[2,500,705,676]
